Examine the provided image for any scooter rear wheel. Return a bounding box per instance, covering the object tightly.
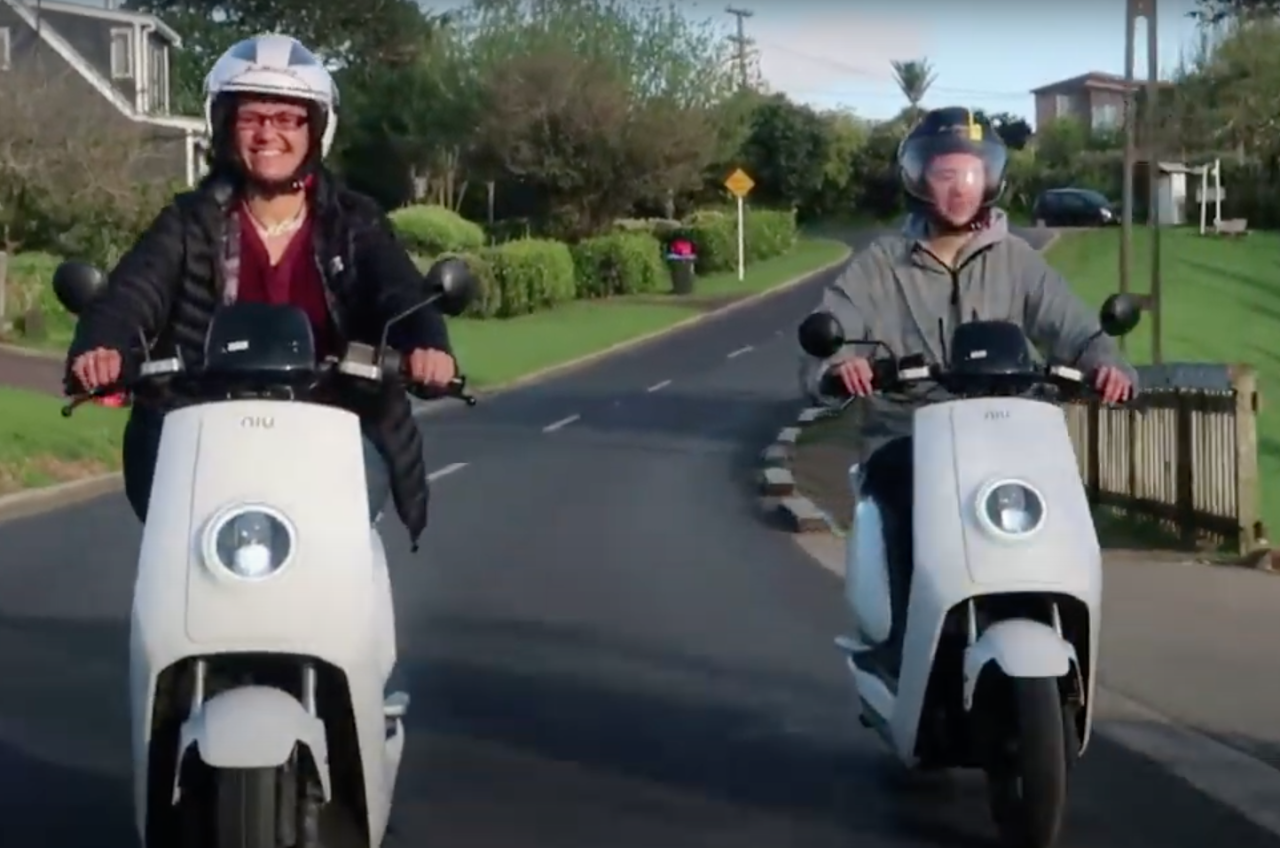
[986,677,1072,848]
[214,767,278,848]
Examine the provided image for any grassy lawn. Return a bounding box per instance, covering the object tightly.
[1044,226,1280,533]
[0,387,125,494]
[0,235,848,492]
[451,236,849,386]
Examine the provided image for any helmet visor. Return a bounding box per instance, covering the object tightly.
[900,133,1007,199]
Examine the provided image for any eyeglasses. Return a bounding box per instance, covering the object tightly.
[235,111,309,131]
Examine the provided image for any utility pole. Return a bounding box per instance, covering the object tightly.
[725,6,754,90]
[1122,0,1162,362]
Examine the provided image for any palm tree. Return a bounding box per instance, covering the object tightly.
[890,58,937,120]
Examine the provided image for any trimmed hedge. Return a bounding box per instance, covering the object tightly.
[390,205,486,255]
[481,238,576,318]
[612,207,797,274]
[570,232,667,298]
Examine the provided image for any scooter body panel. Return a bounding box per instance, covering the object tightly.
[130,400,401,845]
[843,397,1100,764]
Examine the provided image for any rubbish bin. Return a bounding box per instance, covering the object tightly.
[666,237,697,295]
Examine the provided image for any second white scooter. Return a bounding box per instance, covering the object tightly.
[798,295,1141,848]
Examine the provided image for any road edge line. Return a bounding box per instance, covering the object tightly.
[0,472,123,526]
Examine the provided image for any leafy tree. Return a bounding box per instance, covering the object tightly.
[890,58,937,122]
[739,95,829,212]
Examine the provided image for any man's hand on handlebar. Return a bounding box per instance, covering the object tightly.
[405,347,455,388]
[71,347,124,391]
[1093,365,1134,404]
[832,357,876,397]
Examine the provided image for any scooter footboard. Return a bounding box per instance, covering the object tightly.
[961,618,1079,711]
[175,685,332,800]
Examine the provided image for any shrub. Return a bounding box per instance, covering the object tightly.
[2,251,67,340]
[389,205,485,255]
[571,232,667,298]
[412,252,502,319]
[746,208,798,260]
[481,238,576,317]
[613,217,682,241]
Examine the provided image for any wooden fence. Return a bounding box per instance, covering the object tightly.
[1063,363,1263,554]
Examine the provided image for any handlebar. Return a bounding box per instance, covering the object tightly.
[61,345,478,417]
[818,357,1125,405]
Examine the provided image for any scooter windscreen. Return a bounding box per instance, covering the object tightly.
[203,302,319,377]
[948,320,1037,377]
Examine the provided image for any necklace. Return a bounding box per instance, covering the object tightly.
[244,202,306,238]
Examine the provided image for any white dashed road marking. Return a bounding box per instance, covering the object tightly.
[646,379,672,392]
[427,462,468,481]
[727,345,754,359]
[543,414,581,433]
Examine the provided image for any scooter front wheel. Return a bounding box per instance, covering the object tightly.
[985,677,1074,848]
[214,767,278,848]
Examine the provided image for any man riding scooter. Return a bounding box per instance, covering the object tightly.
[800,106,1138,676]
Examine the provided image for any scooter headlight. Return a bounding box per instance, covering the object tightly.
[976,480,1046,539]
[203,505,296,580]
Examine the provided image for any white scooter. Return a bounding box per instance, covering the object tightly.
[53,258,478,848]
[798,295,1141,848]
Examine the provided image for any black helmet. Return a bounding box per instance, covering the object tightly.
[897,107,1008,213]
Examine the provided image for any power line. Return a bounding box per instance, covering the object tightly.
[725,6,754,90]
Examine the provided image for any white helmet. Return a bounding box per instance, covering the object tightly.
[203,33,339,158]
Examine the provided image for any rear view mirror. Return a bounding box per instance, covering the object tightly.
[798,311,845,359]
[424,257,477,318]
[1099,293,1142,337]
[52,260,106,316]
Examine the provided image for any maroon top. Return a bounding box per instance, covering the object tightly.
[236,207,334,355]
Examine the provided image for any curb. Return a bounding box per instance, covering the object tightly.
[0,472,123,525]
[413,247,853,418]
[756,405,845,534]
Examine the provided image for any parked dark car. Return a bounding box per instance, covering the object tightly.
[1032,188,1118,227]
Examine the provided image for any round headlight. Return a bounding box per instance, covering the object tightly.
[204,505,295,580]
[977,480,1046,539]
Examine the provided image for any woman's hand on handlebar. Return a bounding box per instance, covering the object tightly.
[70,347,124,391]
[831,357,876,397]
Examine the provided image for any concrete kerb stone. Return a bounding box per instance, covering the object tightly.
[759,403,842,534]
[413,248,853,419]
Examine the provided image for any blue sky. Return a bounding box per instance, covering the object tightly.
[420,0,1207,127]
[735,0,1205,124]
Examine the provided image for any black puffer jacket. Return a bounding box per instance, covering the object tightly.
[65,169,450,548]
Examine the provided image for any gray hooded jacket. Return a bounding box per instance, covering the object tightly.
[801,210,1137,457]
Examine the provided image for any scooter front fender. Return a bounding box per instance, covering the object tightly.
[174,685,332,801]
[961,618,1078,711]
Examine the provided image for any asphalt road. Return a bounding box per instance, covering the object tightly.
[1,226,1276,847]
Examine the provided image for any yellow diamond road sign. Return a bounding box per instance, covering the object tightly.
[724,168,755,198]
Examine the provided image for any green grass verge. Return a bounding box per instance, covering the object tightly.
[0,387,125,494]
[451,236,849,387]
[0,236,849,492]
[1044,226,1280,535]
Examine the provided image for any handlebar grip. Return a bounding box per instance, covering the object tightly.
[869,358,898,389]
[818,370,849,398]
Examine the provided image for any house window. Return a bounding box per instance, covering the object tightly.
[1092,102,1119,131]
[110,27,134,79]
[147,41,169,113]
[0,27,10,72]
[1055,93,1072,118]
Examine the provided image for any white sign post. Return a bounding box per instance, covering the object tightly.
[723,168,755,282]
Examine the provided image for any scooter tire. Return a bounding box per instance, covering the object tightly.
[214,767,278,848]
[986,677,1070,848]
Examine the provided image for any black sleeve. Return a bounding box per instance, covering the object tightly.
[354,213,452,355]
[67,202,185,365]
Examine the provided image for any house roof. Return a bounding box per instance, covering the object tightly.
[1,0,202,132]
[24,0,183,46]
[1030,71,1172,95]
